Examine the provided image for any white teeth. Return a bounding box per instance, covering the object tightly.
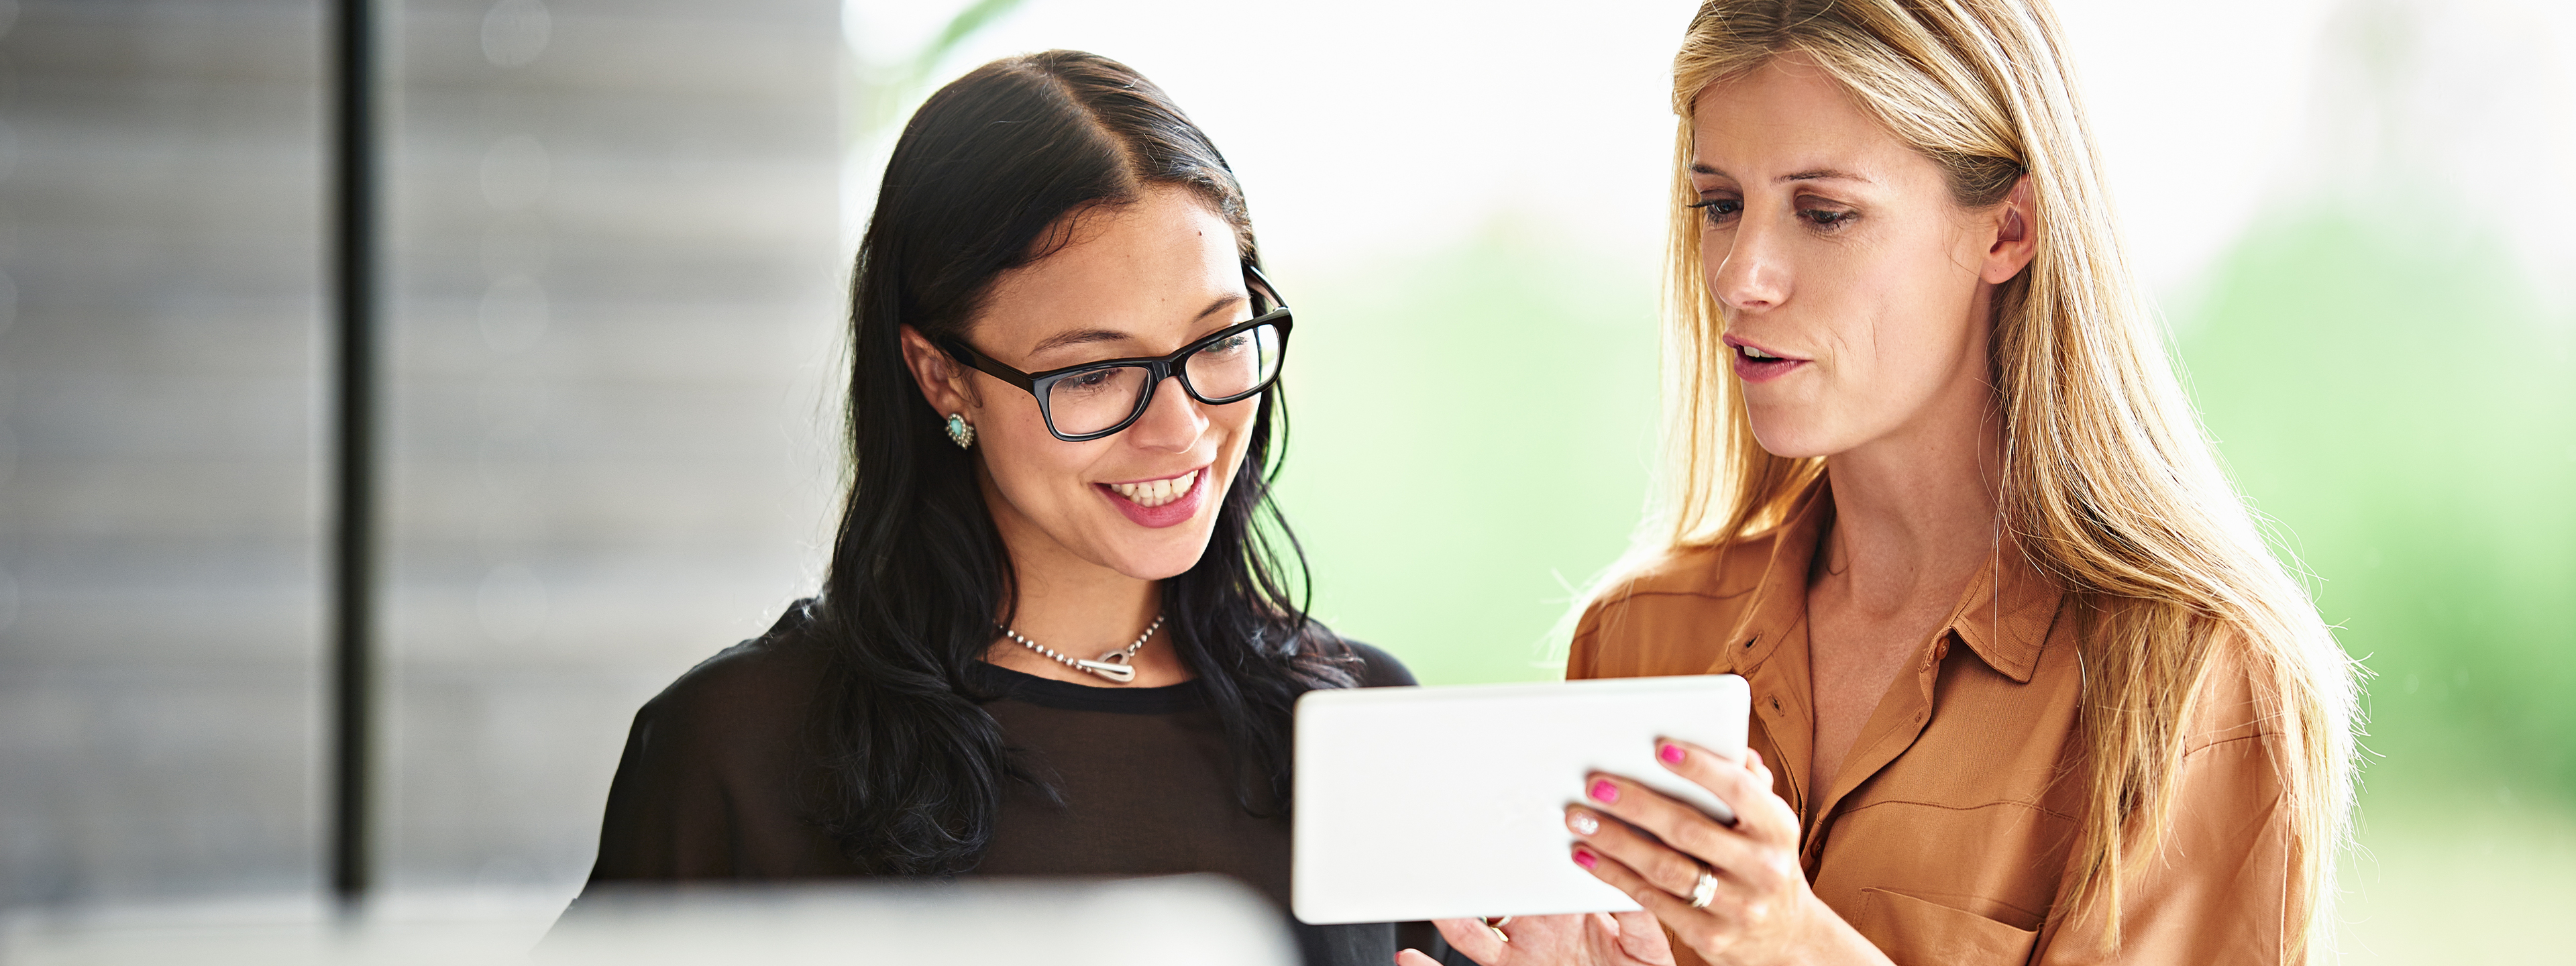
[1109,470,1197,508]
[1743,345,1781,360]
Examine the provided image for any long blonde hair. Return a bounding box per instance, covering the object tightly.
[1650,0,2357,955]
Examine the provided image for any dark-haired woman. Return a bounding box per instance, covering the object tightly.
[570,51,1446,966]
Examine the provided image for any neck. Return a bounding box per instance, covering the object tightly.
[1815,382,2006,619]
[976,466,1187,686]
[1005,548,1161,651]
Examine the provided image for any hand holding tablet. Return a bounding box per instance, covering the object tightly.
[1385,741,1799,966]
[1552,739,1816,966]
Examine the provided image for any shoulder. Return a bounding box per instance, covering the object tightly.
[1568,536,1773,679]
[1588,534,1778,618]
[586,600,850,882]
[2178,623,2286,755]
[1336,638,1419,688]
[629,600,837,761]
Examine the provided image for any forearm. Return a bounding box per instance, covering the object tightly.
[1780,894,1894,966]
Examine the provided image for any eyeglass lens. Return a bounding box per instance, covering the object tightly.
[1042,322,1285,437]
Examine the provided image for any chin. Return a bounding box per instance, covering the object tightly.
[1746,412,1844,461]
[1103,527,1218,582]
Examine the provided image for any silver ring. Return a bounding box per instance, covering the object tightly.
[1688,866,1719,908]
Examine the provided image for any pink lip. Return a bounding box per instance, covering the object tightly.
[1723,335,1809,384]
[1095,464,1212,529]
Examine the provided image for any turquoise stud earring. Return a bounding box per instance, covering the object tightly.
[944,413,975,449]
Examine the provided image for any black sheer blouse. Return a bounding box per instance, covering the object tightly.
[575,607,1462,966]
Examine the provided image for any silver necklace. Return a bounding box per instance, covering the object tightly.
[1000,616,1163,684]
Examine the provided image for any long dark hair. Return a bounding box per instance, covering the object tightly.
[803,50,1350,876]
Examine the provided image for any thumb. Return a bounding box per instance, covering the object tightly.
[1610,910,1676,964]
[1587,912,1625,952]
[1429,916,1507,964]
[1396,950,1444,966]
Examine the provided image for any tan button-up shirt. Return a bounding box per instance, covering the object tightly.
[1568,482,2302,965]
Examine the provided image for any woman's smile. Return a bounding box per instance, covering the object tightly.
[1096,464,1208,528]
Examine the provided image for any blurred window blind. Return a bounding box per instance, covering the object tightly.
[0,0,842,906]
[380,0,841,892]
[0,0,329,905]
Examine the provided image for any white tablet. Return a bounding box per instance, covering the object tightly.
[1291,674,1752,925]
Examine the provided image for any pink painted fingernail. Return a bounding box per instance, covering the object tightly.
[1589,779,1619,804]
[1659,743,1686,764]
[1574,848,1599,869]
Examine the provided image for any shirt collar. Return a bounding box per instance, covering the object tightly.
[1725,480,1830,672]
[1723,474,2061,684]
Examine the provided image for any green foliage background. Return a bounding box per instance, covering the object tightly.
[2180,209,2576,805]
[1274,223,1662,685]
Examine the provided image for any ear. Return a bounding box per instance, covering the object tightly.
[897,325,976,417]
[1980,174,2038,284]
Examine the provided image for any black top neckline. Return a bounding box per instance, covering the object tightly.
[580,616,1443,966]
[968,661,1209,714]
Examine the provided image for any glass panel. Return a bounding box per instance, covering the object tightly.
[0,0,325,904]
[380,0,843,895]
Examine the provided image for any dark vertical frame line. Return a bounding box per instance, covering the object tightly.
[329,0,378,905]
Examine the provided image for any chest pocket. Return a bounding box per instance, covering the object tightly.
[1854,888,2039,966]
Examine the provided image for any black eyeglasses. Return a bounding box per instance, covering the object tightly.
[937,265,1294,442]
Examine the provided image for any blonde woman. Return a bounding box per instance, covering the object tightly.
[1400,1,2357,965]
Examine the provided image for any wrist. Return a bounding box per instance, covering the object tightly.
[1786,891,1891,966]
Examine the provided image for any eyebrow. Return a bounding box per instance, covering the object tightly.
[1688,162,1876,184]
[1030,329,1131,354]
[1782,168,1872,184]
[1026,294,1246,356]
[1192,292,1246,322]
